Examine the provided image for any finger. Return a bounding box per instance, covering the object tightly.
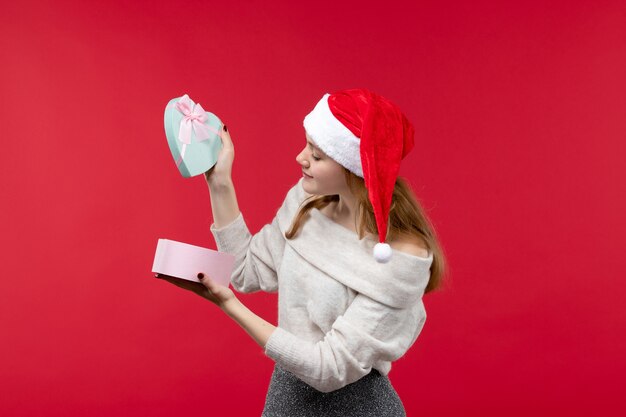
[198,273,222,294]
[161,275,204,293]
[156,273,216,301]
[220,124,234,148]
[197,272,212,291]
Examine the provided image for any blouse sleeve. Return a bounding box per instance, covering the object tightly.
[210,211,284,293]
[263,293,427,392]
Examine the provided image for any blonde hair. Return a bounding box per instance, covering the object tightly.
[285,168,447,294]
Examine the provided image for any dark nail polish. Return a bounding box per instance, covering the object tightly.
[197,273,204,279]
[223,125,228,132]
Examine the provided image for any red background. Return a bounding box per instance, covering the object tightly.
[1,1,625,415]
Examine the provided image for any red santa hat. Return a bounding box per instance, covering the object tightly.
[303,88,415,263]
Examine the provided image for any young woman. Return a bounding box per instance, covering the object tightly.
[160,88,446,416]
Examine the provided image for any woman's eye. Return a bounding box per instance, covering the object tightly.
[312,155,321,161]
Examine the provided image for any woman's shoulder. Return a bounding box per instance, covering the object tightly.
[388,233,430,258]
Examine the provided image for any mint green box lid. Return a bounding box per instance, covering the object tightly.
[164,94,223,178]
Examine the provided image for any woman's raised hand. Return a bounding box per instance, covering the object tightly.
[204,124,234,187]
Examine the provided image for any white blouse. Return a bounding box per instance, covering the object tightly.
[210,177,433,392]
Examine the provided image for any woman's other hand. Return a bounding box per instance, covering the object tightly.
[204,124,234,187]
[156,273,237,309]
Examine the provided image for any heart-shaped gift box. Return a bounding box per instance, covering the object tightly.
[164,94,223,178]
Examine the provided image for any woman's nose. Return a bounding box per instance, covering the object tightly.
[297,151,308,166]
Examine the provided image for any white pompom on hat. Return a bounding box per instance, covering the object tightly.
[303,88,415,263]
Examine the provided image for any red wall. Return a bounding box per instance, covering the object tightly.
[1,1,624,415]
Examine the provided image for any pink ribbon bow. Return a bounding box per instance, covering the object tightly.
[174,94,221,167]
[176,94,212,144]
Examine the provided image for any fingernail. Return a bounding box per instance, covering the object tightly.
[223,125,228,132]
[197,273,205,279]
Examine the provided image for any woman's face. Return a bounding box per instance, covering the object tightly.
[296,132,347,196]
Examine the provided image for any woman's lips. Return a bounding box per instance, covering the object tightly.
[302,171,313,178]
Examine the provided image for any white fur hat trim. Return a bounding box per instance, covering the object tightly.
[303,93,363,178]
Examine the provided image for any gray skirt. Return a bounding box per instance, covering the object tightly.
[261,364,407,417]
